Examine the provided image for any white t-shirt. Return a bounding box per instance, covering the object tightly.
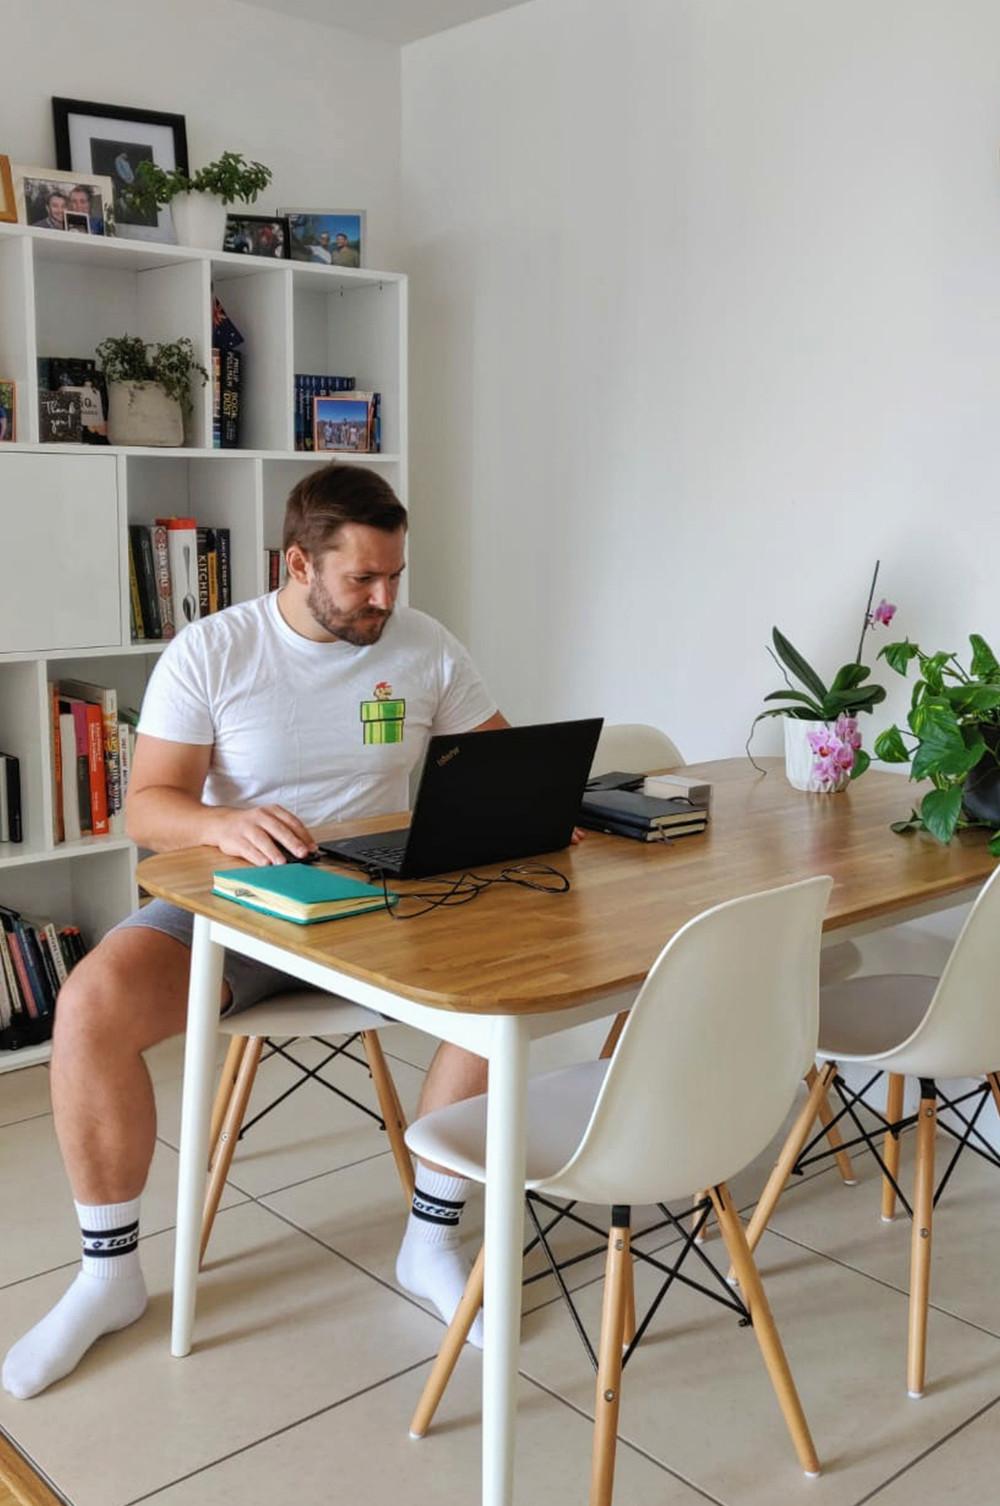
[138,594,497,826]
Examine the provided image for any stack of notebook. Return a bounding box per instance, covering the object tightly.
[580,775,709,843]
[213,863,394,924]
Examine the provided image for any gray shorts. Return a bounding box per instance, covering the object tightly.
[113,899,318,1016]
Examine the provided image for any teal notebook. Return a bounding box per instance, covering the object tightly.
[213,863,395,925]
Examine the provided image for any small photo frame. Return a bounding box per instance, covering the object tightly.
[13,166,114,236]
[281,210,365,267]
[314,393,373,453]
[64,210,92,235]
[0,381,15,442]
[0,156,16,224]
[53,97,189,244]
[223,213,288,259]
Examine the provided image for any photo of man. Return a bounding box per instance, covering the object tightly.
[30,187,67,229]
[284,211,364,267]
[18,173,111,235]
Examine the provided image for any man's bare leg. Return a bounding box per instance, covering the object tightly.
[2,929,227,1399]
[396,1043,488,1345]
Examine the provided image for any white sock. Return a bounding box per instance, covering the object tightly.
[396,1168,483,1348]
[2,1198,148,1400]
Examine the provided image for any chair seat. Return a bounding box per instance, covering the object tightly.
[219,988,388,1038]
[817,974,937,1059]
[819,941,863,986]
[405,1058,610,1187]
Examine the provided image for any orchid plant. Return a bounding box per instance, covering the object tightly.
[748,563,896,783]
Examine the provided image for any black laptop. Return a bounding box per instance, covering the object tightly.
[319,718,603,879]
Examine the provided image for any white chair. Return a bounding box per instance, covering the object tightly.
[201,991,413,1261]
[589,722,684,779]
[405,876,833,1502]
[739,864,1000,1399]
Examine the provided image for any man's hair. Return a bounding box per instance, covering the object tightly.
[282,463,407,557]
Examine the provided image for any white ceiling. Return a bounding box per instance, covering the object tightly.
[235,0,531,45]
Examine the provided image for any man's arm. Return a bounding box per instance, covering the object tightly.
[125,734,316,865]
[471,710,510,732]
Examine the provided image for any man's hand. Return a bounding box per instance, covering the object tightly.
[570,826,587,844]
[208,805,318,866]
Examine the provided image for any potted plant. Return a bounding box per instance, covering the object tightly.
[96,334,208,447]
[127,151,272,250]
[748,564,895,791]
[874,634,1000,852]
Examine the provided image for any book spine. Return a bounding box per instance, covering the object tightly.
[4,754,21,843]
[0,938,12,1028]
[118,719,131,808]
[103,707,122,835]
[205,529,219,614]
[212,348,222,449]
[221,349,240,447]
[67,701,92,834]
[164,521,200,629]
[33,927,61,1008]
[137,526,161,638]
[85,704,109,835]
[127,529,145,641]
[0,756,7,841]
[17,923,54,1016]
[216,528,231,609]
[59,712,81,842]
[0,926,23,1016]
[50,683,65,844]
[151,523,175,640]
[6,928,38,1018]
[196,529,211,616]
[43,921,69,989]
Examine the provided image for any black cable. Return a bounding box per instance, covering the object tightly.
[368,860,570,919]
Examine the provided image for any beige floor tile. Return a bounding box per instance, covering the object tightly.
[0,1064,51,1128]
[376,1021,441,1071]
[516,1228,1000,1506]
[865,1397,1000,1505]
[143,1356,703,1506]
[765,1127,1000,1338]
[154,1036,427,1198]
[0,1202,444,1506]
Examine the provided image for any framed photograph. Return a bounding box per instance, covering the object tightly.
[52,97,188,244]
[13,167,114,236]
[223,213,288,259]
[314,393,373,453]
[281,210,365,267]
[0,156,15,224]
[63,210,91,235]
[0,381,15,442]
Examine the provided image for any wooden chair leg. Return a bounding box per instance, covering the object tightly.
[200,1037,264,1265]
[694,1189,711,1243]
[599,1011,628,1060]
[987,1072,1000,1118]
[881,1073,906,1222]
[808,1065,856,1185]
[590,1215,631,1506]
[409,1244,485,1439]
[209,1035,248,1166]
[738,1062,837,1268]
[361,1030,415,1204]
[907,1084,937,1399]
[711,1183,820,1477]
[622,1252,636,1348]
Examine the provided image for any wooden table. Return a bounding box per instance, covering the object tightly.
[138,759,996,1506]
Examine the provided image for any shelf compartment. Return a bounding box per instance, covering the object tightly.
[292,276,404,458]
[0,235,37,443]
[212,263,293,452]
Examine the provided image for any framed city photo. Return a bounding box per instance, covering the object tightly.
[13,167,114,235]
[224,213,288,258]
[52,97,188,244]
[282,210,365,267]
[0,157,15,224]
[314,393,373,452]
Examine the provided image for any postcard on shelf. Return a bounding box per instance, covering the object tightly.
[39,391,82,444]
[313,392,375,453]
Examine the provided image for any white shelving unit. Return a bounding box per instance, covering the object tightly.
[0,222,408,1073]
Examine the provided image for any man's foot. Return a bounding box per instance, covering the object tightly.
[396,1229,483,1348]
[2,1270,148,1399]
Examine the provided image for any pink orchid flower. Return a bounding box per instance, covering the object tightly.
[872,599,896,627]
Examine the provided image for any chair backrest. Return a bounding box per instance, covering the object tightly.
[536,876,832,1207]
[590,723,684,778]
[880,862,1000,1080]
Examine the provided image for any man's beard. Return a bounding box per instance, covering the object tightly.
[306,574,392,646]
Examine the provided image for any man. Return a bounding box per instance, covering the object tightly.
[331,232,360,268]
[32,189,67,229]
[2,465,501,1399]
[309,230,333,264]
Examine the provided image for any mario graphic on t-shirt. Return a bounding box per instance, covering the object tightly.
[360,681,406,744]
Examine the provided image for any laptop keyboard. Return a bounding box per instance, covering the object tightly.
[320,830,409,871]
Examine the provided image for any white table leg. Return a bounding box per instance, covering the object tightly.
[482,1013,530,1506]
[171,914,224,1358]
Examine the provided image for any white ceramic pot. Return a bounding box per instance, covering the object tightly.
[107,381,184,447]
[784,718,855,793]
[170,191,227,250]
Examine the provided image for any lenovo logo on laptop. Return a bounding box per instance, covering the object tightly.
[436,745,461,768]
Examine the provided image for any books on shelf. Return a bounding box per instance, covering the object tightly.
[0,754,22,843]
[127,518,232,642]
[263,548,288,591]
[213,863,392,924]
[294,373,356,451]
[50,682,138,844]
[0,901,89,1050]
[212,347,242,449]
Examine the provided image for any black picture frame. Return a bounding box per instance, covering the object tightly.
[52,97,188,243]
[223,212,290,259]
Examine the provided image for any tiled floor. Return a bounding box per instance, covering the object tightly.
[3,998,1000,1506]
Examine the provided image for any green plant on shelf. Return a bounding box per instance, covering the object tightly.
[95,335,208,413]
[126,152,272,214]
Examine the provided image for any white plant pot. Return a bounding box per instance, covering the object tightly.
[107,381,184,447]
[784,718,854,793]
[170,191,227,250]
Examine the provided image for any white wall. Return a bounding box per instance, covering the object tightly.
[1,0,401,268]
[401,0,1000,766]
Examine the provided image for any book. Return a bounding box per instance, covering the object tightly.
[128,524,160,640]
[219,348,241,448]
[216,527,232,608]
[196,528,211,616]
[158,517,200,631]
[642,774,712,813]
[580,814,707,842]
[127,530,146,640]
[151,523,176,639]
[62,698,92,834]
[50,683,64,844]
[84,703,109,836]
[0,753,22,842]
[213,863,394,925]
[581,789,708,830]
[58,709,82,841]
[0,760,7,842]
[60,679,121,835]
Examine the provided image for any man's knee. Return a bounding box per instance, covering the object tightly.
[53,932,189,1057]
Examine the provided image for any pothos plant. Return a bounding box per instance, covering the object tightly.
[95,335,208,413]
[873,634,1000,853]
[747,563,895,781]
[126,151,272,213]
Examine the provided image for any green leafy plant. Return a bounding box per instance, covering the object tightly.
[874,634,1000,852]
[127,152,272,213]
[747,563,893,780]
[95,334,208,413]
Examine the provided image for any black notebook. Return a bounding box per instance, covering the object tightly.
[580,788,704,830]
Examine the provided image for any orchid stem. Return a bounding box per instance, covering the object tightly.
[855,559,880,665]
